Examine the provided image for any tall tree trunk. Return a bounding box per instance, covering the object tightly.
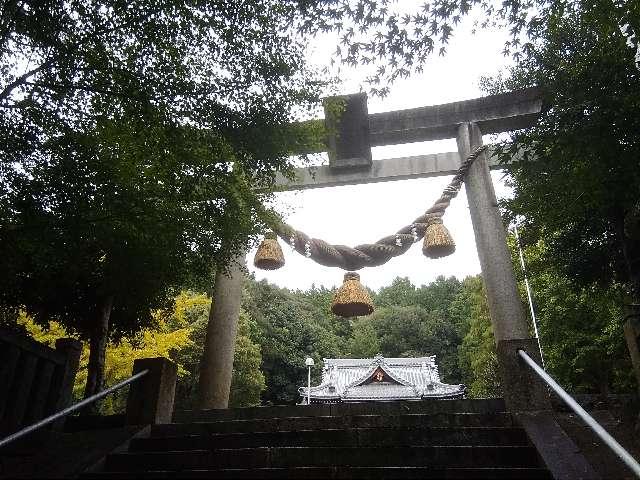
[616,211,640,432]
[82,295,113,413]
[597,367,610,406]
[619,210,640,301]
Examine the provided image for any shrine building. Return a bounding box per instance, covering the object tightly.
[299,354,465,404]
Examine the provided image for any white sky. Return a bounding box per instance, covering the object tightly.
[249,13,514,291]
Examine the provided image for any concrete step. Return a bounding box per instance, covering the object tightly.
[152,412,515,437]
[130,427,529,451]
[85,466,553,479]
[104,445,541,471]
[173,399,506,423]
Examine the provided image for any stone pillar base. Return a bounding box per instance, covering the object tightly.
[497,338,551,412]
[126,357,177,425]
[52,337,82,430]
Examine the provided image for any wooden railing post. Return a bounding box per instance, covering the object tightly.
[52,339,82,411]
[48,338,82,430]
[126,357,177,425]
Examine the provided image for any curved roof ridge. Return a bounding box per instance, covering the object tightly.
[324,355,435,366]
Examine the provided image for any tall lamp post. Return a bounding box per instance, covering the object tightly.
[305,357,315,405]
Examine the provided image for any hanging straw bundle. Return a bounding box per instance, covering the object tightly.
[331,272,374,317]
[253,232,285,270]
[422,219,456,259]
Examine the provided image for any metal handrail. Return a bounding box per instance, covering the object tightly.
[0,369,148,449]
[518,349,640,477]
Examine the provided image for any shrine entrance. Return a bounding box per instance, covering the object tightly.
[197,88,548,412]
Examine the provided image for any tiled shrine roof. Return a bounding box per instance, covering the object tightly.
[299,354,465,403]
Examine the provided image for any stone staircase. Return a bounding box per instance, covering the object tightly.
[84,399,552,479]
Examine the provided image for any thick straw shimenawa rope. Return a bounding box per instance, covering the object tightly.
[270,145,487,271]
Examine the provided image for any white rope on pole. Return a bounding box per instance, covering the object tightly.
[514,222,545,368]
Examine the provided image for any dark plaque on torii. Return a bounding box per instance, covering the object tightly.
[323,92,372,169]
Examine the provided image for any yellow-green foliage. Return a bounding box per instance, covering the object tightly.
[171,291,211,327]
[18,311,70,347]
[322,96,347,130]
[18,308,193,407]
[19,289,266,412]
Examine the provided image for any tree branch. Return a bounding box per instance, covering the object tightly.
[0,58,54,101]
[25,80,148,100]
[0,5,163,103]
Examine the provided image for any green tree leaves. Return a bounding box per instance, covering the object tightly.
[486,0,640,299]
[0,0,328,396]
[515,239,634,395]
[457,276,500,398]
[347,320,380,358]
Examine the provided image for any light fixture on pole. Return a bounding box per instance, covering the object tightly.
[305,357,315,405]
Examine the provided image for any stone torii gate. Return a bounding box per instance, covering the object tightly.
[198,88,549,412]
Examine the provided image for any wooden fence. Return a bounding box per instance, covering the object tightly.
[0,328,81,436]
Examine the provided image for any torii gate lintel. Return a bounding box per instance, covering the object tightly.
[276,87,540,190]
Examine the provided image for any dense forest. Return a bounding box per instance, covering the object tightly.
[19,242,635,413]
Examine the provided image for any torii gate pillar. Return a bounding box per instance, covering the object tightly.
[457,122,549,411]
[197,252,246,410]
[456,122,529,341]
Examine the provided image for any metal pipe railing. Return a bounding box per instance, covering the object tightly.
[518,349,640,477]
[0,369,148,449]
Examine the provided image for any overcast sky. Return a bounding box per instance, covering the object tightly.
[248,13,515,292]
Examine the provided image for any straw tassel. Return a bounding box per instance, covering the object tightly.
[422,219,456,259]
[253,232,285,270]
[331,272,374,317]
